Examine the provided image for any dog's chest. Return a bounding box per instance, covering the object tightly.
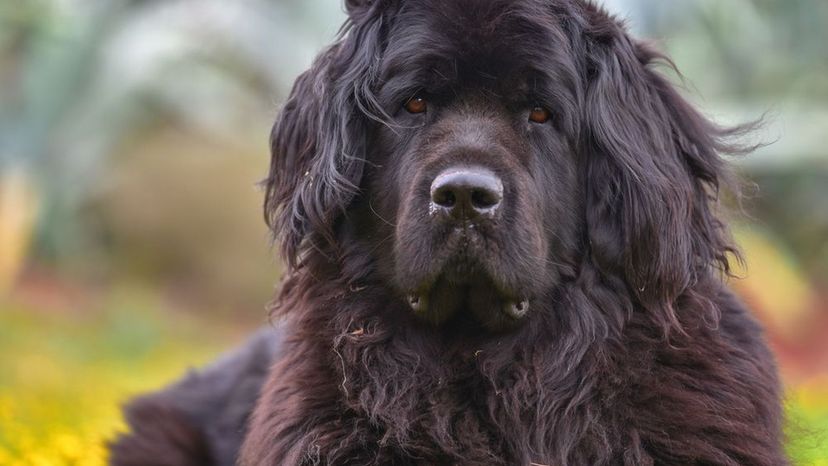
[335,356,617,465]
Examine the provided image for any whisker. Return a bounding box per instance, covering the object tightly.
[365,232,396,257]
[369,197,397,227]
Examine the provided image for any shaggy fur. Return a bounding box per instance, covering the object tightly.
[112,0,787,465]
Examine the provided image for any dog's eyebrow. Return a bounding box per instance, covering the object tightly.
[433,67,449,82]
[377,63,453,103]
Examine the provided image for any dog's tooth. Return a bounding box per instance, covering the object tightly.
[503,300,529,319]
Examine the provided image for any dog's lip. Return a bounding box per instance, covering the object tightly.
[402,250,532,322]
[405,287,529,320]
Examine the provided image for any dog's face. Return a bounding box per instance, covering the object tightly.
[364,1,582,328]
[265,0,738,333]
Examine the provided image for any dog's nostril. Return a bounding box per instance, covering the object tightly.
[433,189,456,208]
[429,166,503,219]
[471,188,498,209]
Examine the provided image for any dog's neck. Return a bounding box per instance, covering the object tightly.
[249,266,633,464]
[244,252,727,465]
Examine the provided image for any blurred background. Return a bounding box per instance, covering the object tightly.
[0,0,825,464]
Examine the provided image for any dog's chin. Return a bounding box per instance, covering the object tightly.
[403,259,531,332]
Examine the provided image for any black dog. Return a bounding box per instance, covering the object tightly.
[110,1,787,464]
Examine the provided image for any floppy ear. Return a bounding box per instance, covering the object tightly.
[581,12,748,329]
[264,7,390,269]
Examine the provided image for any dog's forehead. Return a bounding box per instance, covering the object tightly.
[381,0,571,90]
[393,0,559,51]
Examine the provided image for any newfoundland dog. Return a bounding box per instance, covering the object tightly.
[110,0,787,465]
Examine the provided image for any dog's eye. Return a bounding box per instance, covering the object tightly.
[404,96,428,114]
[528,106,551,124]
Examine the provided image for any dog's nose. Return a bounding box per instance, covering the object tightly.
[430,166,503,220]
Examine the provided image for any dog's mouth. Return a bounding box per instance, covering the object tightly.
[407,291,529,320]
[404,258,531,330]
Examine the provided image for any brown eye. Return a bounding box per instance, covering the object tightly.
[405,96,428,114]
[528,106,551,124]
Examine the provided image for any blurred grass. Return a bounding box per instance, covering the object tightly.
[788,378,828,465]
[0,288,248,465]
[0,289,825,465]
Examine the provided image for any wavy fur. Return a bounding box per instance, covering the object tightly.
[114,1,787,465]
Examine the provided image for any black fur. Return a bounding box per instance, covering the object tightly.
[112,1,787,465]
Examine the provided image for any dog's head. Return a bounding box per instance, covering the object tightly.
[265,0,744,332]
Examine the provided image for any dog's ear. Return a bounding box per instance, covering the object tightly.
[581,10,750,330]
[264,9,388,269]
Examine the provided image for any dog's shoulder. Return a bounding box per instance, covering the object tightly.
[108,327,282,466]
[617,284,786,465]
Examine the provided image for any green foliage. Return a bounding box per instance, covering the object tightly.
[787,394,828,465]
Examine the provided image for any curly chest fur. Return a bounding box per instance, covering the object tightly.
[240,292,783,466]
[259,337,616,465]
